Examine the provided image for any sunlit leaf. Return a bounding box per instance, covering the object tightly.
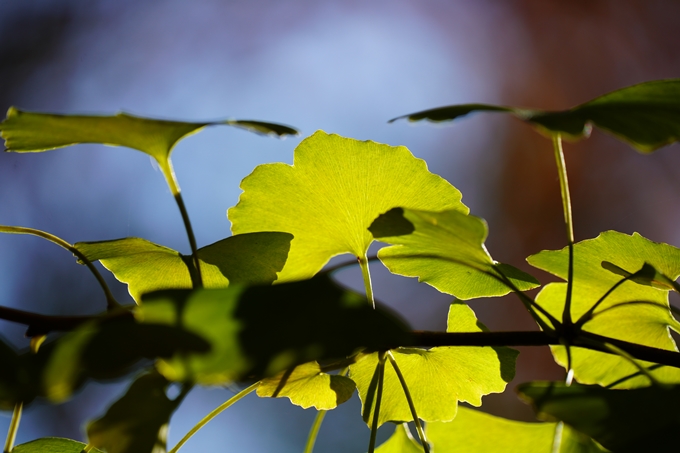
[14,438,103,453]
[427,406,607,453]
[391,79,680,152]
[229,131,467,282]
[518,381,680,452]
[0,108,298,194]
[527,231,680,387]
[374,424,423,453]
[42,316,209,402]
[256,361,355,410]
[75,232,292,301]
[370,208,539,299]
[87,371,178,453]
[350,302,516,427]
[139,274,410,384]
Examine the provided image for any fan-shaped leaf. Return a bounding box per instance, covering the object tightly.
[373,424,423,453]
[427,406,606,453]
[14,438,103,453]
[350,302,516,427]
[527,231,680,387]
[370,208,539,299]
[257,361,355,410]
[87,371,178,453]
[518,381,680,452]
[391,79,680,152]
[75,232,292,301]
[228,131,467,282]
[139,275,410,384]
[0,108,298,194]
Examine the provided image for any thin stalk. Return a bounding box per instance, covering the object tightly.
[574,276,630,329]
[387,352,430,453]
[174,192,203,288]
[168,382,258,453]
[0,226,120,310]
[303,410,327,453]
[3,402,22,453]
[552,134,575,327]
[368,352,387,453]
[359,254,375,308]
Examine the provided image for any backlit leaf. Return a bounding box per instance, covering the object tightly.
[0,108,298,194]
[374,424,423,453]
[139,274,410,384]
[391,79,680,152]
[370,208,539,299]
[427,406,606,453]
[75,232,292,301]
[527,231,680,387]
[350,302,516,427]
[87,371,178,453]
[14,438,103,453]
[518,381,680,452]
[256,361,355,410]
[229,131,467,282]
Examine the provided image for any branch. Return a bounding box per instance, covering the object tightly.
[0,305,133,336]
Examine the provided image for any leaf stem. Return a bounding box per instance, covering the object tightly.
[0,225,120,310]
[173,192,203,288]
[386,351,430,453]
[368,352,387,453]
[358,254,375,308]
[168,382,258,453]
[3,402,22,453]
[552,134,575,327]
[303,410,327,453]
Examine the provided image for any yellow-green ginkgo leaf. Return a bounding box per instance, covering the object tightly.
[256,361,355,410]
[228,131,467,283]
[370,208,540,299]
[527,231,680,387]
[350,302,517,427]
[373,424,423,453]
[426,406,607,453]
[14,438,104,453]
[0,108,298,194]
[75,232,292,301]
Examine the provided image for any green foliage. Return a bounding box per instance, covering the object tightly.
[3,79,680,452]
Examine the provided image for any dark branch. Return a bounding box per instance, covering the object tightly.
[0,305,133,336]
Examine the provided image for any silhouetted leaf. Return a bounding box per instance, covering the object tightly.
[256,361,355,410]
[14,437,103,453]
[229,131,467,282]
[351,303,516,427]
[518,381,680,452]
[391,79,680,152]
[527,231,680,387]
[43,316,209,402]
[87,371,178,453]
[370,208,539,299]
[139,274,411,384]
[75,232,292,301]
[427,406,606,452]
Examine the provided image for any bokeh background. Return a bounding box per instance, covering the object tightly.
[1,1,680,451]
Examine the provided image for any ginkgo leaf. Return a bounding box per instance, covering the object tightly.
[374,424,423,453]
[518,381,680,453]
[87,371,178,453]
[426,406,606,453]
[391,79,680,152]
[370,208,539,299]
[256,361,355,410]
[0,108,298,194]
[138,275,410,384]
[350,302,516,427]
[75,232,292,301]
[527,231,680,387]
[14,438,104,453]
[228,131,467,282]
